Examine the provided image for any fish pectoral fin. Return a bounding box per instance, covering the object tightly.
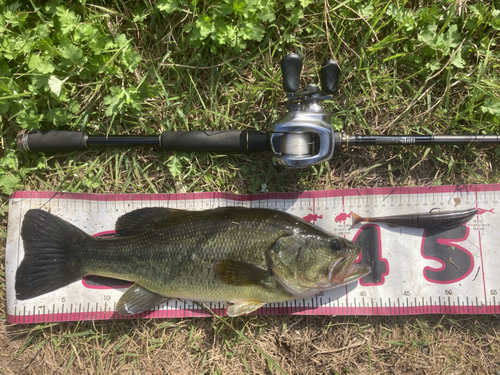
[215,260,271,286]
[227,300,267,317]
[116,284,169,315]
[115,207,187,236]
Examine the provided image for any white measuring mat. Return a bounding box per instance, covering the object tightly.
[5,185,500,323]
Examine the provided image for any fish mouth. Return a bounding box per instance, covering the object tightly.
[329,252,371,286]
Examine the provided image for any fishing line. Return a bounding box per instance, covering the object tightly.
[280,133,312,156]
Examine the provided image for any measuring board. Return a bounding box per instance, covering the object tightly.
[5,184,500,323]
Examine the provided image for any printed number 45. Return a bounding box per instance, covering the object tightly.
[354,224,474,286]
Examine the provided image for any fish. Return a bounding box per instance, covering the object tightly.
[15,207,370,317]
[350,207,478,229]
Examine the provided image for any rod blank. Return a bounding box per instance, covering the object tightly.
[346,134,500,146]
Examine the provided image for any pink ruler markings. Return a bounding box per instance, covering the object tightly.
[8,184,500,323]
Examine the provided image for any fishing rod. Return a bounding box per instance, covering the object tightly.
[16,53,500,168]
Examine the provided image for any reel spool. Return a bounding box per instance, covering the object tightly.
[280,133,313,156]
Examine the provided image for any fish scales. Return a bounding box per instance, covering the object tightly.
[80,209,294,302]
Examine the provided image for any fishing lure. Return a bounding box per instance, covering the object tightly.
[350,207,478,229]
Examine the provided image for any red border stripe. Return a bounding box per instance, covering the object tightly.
[7,304,500,323]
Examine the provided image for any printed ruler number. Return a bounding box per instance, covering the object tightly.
[353,226,388,286]
[421,225,474,284]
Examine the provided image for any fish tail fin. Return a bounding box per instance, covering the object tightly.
[350,211,361,226]
[15,209,92,300]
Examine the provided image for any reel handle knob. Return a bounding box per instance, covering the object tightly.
[320,60,340,94]
[281,53,303,93]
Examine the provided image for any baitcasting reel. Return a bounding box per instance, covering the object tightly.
[270,53,340,167]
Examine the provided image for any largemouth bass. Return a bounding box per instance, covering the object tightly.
[15,207,370,317]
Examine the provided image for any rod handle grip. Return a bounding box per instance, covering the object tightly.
[161,130,269,153]
[17,130,88,152]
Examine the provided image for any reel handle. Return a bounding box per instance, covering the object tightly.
[320,60,340,94]
[281,53,303,93]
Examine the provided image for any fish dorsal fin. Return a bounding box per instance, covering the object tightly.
[115,207,186,236]
[215,260,271,286]
[227,300,267,317]
[116,284,169,315]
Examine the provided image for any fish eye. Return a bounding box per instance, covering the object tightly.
[330,240,342,251]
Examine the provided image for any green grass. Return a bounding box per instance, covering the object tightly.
[1,0,500,373]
